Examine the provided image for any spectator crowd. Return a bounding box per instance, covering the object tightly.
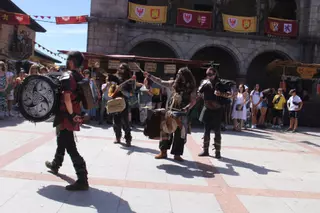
[0,59,304,133]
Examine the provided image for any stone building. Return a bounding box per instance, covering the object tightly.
[87,0,320,88]
[0,0,46,61]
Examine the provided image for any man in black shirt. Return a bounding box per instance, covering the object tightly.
[197,68,230,158]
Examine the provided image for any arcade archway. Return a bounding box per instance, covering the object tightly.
[247,51,291,89]
[221,0,257,16]
[128,40,177,58]
[191,46,239,85]
[269,0,297,20]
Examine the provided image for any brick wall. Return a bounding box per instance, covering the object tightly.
[0,23,14,60]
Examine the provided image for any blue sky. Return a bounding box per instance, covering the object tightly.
[12,0,91,65]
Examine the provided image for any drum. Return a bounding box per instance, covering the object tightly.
[18,74,60,122]
[144,109,163,140]
[106,97,126,114]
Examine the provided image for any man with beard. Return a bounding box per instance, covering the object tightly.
[108,63,142,146]
[198,67,231,158]
[45,51,89,191]
[144,67,197,161]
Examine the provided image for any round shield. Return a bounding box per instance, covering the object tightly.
[18,75,60,122]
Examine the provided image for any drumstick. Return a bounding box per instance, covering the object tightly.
[134,62,145,74]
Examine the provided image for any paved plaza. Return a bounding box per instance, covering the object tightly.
[0,117,320,213]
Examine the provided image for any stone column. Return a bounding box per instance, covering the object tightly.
[88,0,129,54]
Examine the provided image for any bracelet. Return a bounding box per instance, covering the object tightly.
[70,112,76,118]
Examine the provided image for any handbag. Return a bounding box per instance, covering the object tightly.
[274,96,281,104]
[235,104,243,111]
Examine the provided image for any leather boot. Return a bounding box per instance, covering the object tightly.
[174,155,184,162]
[114,137,121,144]
[155,150,167,159]
[198,140,210,157]
[125,134,132,147]
[65,179,89,191]
[66,159,89,191]
[214,141,221,159]
[125,140,131,147]
[215,151,221,159]
[45,161,59,174]
[198,148,209,157]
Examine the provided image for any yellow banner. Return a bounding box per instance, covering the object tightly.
[297,67,317,79]
[128,2,167,24]
[222,14,257,33]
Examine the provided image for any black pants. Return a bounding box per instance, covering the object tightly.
[203,110,222,151]
[53,129,88,181]
[159,128,185,156]
[113,109,132,142]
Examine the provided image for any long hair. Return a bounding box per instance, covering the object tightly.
[173,67,196,94]
[238,84,245,93]
[0,61,6,72]
[29,64,40,75]
[117,63,132,81]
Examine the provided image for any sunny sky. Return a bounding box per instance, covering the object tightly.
[12,0,91,65]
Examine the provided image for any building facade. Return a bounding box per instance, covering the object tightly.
[87,0,320,88]
[0,0,45,61]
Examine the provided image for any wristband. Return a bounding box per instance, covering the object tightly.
[70,112,76,118]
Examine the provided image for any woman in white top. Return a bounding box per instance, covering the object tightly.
[250,84,263,129]
[232,84,247,131]
[286,89,303,132]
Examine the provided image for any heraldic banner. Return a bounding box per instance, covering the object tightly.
[222,14,257,33]
[265,17,298,37]
[0,12,30,25]
[128,2,167,24]
[176,8,212,29]
[55,15,88,24]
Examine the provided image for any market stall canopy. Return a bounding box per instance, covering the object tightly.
[268,59,320,79]
[268,60,320,69]
[58,50,210,66]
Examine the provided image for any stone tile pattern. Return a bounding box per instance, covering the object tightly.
[0,120,320,213]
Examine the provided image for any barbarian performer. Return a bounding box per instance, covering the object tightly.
[45,51,89,191]
[144,67,197,161]
[108,63,142,146]
[197,67,231,158]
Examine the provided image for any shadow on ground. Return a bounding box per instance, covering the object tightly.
[38,174,136,213]
[157,156,279,179]
[299,140,320,148]
[217,157,280,176]
[121,144,159,156]
[157,158,216,179]
[0,117,25,127]
[301,132,320,138]
[222,129,275,140]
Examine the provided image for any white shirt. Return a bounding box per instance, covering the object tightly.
[6,72,13,77]
[250,90,262,105]
[288,95,302,111]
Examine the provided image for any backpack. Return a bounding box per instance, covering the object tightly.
[77,79,95,110]
[58,71,95,110]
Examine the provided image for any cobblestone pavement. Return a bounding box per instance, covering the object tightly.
[0,117,320,213]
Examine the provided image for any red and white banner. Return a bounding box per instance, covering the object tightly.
[55,15,88,24]
[176,8,212,29]
[0,12,30,25]
[265,17,298,37]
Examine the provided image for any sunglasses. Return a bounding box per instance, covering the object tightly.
[207,73,216,77]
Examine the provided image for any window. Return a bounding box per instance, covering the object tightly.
[194,4,213,11]
[130,0,147,4]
